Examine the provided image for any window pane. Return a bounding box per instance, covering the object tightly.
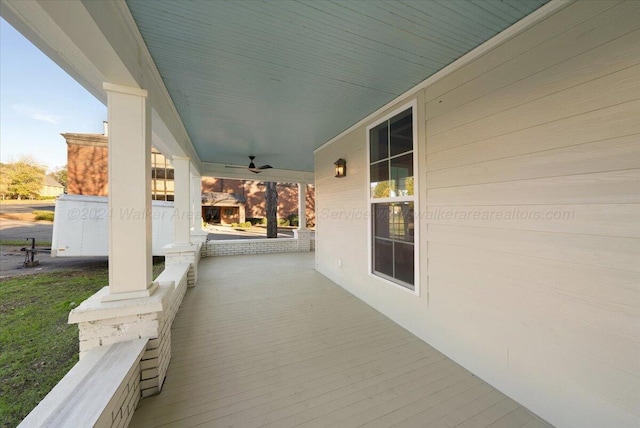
[394,242,414,288]
[390,202,414,243]
[373,204,390,239]
[369,107,416,291]
[390,154,413,197]
[390,110,412,157]
[370,161,390,198]
[374,238,393,277]
[370,122,388,163]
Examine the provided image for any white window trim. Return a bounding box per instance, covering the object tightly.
[366,99,420,296]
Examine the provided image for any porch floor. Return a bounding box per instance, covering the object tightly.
[130,253,552,428]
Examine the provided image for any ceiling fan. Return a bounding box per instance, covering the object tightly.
[225,156,273,174]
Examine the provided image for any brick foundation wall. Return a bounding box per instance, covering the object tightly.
[70,263,190,398]
[19,339,147,428]
[201,239,299,257]
[95,357,141,428]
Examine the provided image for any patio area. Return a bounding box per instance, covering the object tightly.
[129,253,551,428]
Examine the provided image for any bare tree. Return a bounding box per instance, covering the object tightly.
[265,181,278,238]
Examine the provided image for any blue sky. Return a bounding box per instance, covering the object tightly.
[0,18,107,171]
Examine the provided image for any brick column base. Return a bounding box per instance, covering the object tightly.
[69,283,170,397]
[164,243,201,287]
[294,228,313,252]
[68,263,190,398]
[191,229,209,245]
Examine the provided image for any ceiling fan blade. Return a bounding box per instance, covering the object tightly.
[225,157,272,172]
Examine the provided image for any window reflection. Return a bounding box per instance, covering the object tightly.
[372,202,415,289]
[369,107,415,290]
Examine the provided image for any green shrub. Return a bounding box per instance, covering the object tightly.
[33,211,54,221]
[230,222,239,228]
[287,213,299,227]
[242,221,252,228]
[246,217,263,225]
[278,218,290,226]
[260,218,267,225]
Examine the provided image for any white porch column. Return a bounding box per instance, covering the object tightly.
[294,183,312,251]
[172,157,192,246]
[298,183,307,230]
[190,172,197,230]
[165,159,201,287]
[103,83,156,301]
[190,172,208,244]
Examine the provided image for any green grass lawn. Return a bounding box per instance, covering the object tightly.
[0,260,165,427]
[0,240,52,248]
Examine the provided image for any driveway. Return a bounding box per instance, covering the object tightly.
[0,219,310,279]
[0,201,55,214]
[0,218,54,242]
[0,217,107,279]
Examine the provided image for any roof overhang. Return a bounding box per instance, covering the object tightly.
[1,0,557,182]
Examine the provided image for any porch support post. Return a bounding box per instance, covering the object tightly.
[103,83,156,301]
[294,183,312,252]
[171,157,192,246]
[164,158,200,287]
[298,183,307,230]
[190,172,208,244]
[68,83,187,398]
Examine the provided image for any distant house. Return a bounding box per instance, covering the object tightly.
[201,178,315,226]
[62,131,109,197]
[63,130,315,225]
[41,175,64,198]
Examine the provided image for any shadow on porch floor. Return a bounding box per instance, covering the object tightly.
[129,253,552,428]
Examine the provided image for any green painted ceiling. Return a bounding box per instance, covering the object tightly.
[126,0,549,172]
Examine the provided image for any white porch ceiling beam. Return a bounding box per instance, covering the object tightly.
[0,0,202,174]
[201,162,314,185]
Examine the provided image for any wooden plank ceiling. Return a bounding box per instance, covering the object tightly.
[126,0,549,172]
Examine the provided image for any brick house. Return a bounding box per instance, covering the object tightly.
[63,130,315,225]
[201,177,315,226]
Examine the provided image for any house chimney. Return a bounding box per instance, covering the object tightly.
[103,121,109,136]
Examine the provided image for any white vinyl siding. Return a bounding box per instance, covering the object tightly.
[315,1,640,427]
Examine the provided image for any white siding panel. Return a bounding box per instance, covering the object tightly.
[429,258,639,344]
[428,170,640,206]
[428,224,640,272]
[428,241,640,307]
[428,134,640,188]
[316,1,640,427]
[423,203,640,237]
[426,100,640,171]
[423,0,624,104]
[425,3,640,126]
[428,63,640,154]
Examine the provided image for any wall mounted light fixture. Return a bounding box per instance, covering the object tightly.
[334,158,346,178]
